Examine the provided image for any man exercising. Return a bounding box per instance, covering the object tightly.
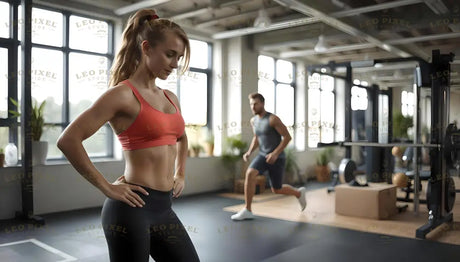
[231,93,307,221]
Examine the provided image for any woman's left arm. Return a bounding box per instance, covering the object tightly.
[174,132,188,198]
[165,90,188,198]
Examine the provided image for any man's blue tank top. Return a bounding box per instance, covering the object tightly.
[253,112,285,158]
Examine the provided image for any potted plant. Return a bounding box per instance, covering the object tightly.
[284,146,301,185]
[204,132,214,156]
[221,135,248,190]
[315,147,333,182]
[393,111,413,141]
[189,143,203,157]
[9,98,48,165]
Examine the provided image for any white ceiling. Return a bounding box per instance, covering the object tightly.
[38,0,460,92]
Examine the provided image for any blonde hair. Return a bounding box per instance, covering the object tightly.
[109,9,190,87]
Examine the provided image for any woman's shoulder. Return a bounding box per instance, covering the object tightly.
[162,89,179,103]
[105,82,134,99]
[91,82,135,109]
[162,88,177,98]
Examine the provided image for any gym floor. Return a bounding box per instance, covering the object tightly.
[1,182,459,262]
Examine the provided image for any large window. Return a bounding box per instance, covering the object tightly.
[401,90,414,117]
[0,2,114,160]
[307,73,335,148]
[257,55,295,128]
[0,1,17,153]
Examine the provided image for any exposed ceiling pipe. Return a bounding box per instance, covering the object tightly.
[273,0,412,58]
[331,0,423,18]
[213,17,320,39]
[423,0,449,15]
[281,43,374,58]
[114,0,171,16]
[280,31,460,58]
[168,7,211,20]
[209,0,421,39]
[196,6,281,28]
[386,32,460,45]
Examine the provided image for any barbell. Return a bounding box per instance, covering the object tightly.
[318,123,460,168]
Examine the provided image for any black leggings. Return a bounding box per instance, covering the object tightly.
[101,185,200,262]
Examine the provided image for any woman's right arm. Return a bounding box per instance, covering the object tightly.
[57,86,148,207]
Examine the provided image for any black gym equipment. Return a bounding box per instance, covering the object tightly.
[416,50,456,239]
[311,50,457,239]
[326,158,358,193]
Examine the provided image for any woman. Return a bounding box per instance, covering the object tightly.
[57,9,200,262]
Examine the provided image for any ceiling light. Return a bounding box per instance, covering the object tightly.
[393,69,403,79]
[314,35,329,52]
[254,9,271,28]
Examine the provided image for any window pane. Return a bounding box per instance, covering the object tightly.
[308,73,320,89]
[308,89,320,127]
[69,53,109,121]
[83,125,111,157]
[407,91,414,104]
[0,48,7,118]
[0,2,9,38]
[257,79,274,113]
[31,48,63,123]
[335,78,345,142]
[70,15,108,53]
[351,86,368,111]
[276,84,294,126]
[378,94,389,144]
[321,91,335,143]
[189,40,208,69]
[156,69,178,95]
[308,89,320,148]
[258,55,274,81]
[42,125,61,159]
[179,71,207,125]
[308,126,320,148]
[401,90,407,104]
[320,74,334,91]
[0,127,8,151]
[276,59,293,84]
[31,8,63,47]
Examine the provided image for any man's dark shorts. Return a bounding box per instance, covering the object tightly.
[249,154,286,189]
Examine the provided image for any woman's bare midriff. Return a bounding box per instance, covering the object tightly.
[123,144,177,191]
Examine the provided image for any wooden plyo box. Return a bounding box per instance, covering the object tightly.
[335,183,397,220]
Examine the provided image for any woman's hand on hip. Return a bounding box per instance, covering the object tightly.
[173,176,185,198]
[113,175,127,185]
[105,182,149,208]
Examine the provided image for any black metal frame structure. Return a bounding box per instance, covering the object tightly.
[309,50,456,239]
[416,50,456,239]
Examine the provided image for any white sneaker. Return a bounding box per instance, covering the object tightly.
[231,208,254,221]
[297,187,307,211]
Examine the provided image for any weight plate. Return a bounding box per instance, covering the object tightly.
[338,158,356,184]
[445,176,456,213]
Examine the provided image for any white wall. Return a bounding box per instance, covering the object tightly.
[0,167,23,219]
[0,157,228,219]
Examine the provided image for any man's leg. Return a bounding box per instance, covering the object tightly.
[231,155,267,221]
[244,168,259,212]
[271,185,300,198]
[269,157,307,211]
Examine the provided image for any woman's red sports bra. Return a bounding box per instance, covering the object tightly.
[116,80,185,151]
